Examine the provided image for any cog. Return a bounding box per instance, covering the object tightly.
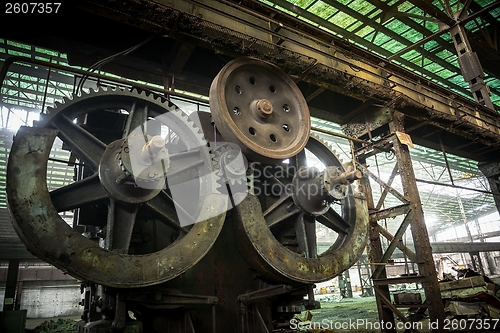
[8,86,227,288]
[212,142,248,186]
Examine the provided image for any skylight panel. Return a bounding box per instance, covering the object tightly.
[328,11,357,29]
[356,25,375,38]
[397,1,415,12]
[347,0,376,15]
[290,0,316,8]
[381,39,407,53]
[346,21,364,32]
[401,29,423,43]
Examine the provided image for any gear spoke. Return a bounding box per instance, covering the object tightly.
[52,115,107,172]
[294,213,317,258]
[304,214,317,258]
[317,208,350,234]
[106,199,139,253]
[264,194,300,228]
[50,174,108,212]
[123,101,148,138]
[143,190,190,234]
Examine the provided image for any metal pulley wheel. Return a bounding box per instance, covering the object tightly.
[209,57,311,163]
[235,135,369,283]
[7,88,226,288]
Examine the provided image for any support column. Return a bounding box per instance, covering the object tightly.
[338,270,353,298]
[450,24,494,109]
[478,161,500,216]
[3,259,20,311]
[474,218,496,275]
[358,163,396,332]
[389,111,445,331]
[357,254,374,297]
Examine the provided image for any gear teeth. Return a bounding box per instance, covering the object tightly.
[310,133,344,170]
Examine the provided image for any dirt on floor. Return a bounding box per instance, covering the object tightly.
[306,293,434,333]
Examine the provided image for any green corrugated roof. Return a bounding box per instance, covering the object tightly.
[260,0,500,111]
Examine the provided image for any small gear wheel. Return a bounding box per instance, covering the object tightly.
[213,143,248,186]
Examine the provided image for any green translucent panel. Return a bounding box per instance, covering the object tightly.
[367,8,382,19]
[401,29,422,43]
[6,40,31,50]
[436,68,456,79]
[490,8,500,18]
[8,50,30,58]
[346,0,376,15]
[387,0,399,6]
[464,20,480,32]
[384,18,410,33]
[356,25,375,38]
[435,49,455,61]
[424,22,440,33]
[424,40,440,51]
[35,56,50,62]
[346,21,363,32]
[260,0,274,5]
[381,39,407,53]
[401,49,420,61]
[425,62,444,72]
[397,1,414,12]
[308,1,336,19]
[291,0,316,8]
[328,11,356,28]
[34,47,58,57]
[440,34,452,42]
[371,31,391,45]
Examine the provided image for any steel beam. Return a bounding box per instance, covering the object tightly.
[389,111,445,330]
[72,0,500,154]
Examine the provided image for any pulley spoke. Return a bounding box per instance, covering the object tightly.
[123,101,148,138]
[264,194,300,228]
[50,174,108,212]
[317,208,350,234]
[295,213,317,258]
[52,115,107,172]
[106,199,139,253]
[143,191,190,234]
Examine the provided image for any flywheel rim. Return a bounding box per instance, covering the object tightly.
[7,88,227,288]
[235,135,369,283]
[210,57,311,163]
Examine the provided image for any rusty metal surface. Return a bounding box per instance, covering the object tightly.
[120,0,500,147]
[210,57,310,163]
[235,192,368,283]
[388,111,446,329]
[7,126,226,287]
[6,88,229,289]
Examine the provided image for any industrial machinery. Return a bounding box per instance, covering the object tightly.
[6,57,368,332]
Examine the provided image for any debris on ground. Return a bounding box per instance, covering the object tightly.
[30,318,78,333]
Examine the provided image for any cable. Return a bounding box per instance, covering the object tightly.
[76,35,157,94]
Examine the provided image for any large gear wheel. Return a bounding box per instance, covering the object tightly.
[235,134,369,284]
[7,88,227,288]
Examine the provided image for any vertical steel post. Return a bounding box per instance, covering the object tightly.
[2,259,20,311]
[358,159,396,332]
[389,111,445,331]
